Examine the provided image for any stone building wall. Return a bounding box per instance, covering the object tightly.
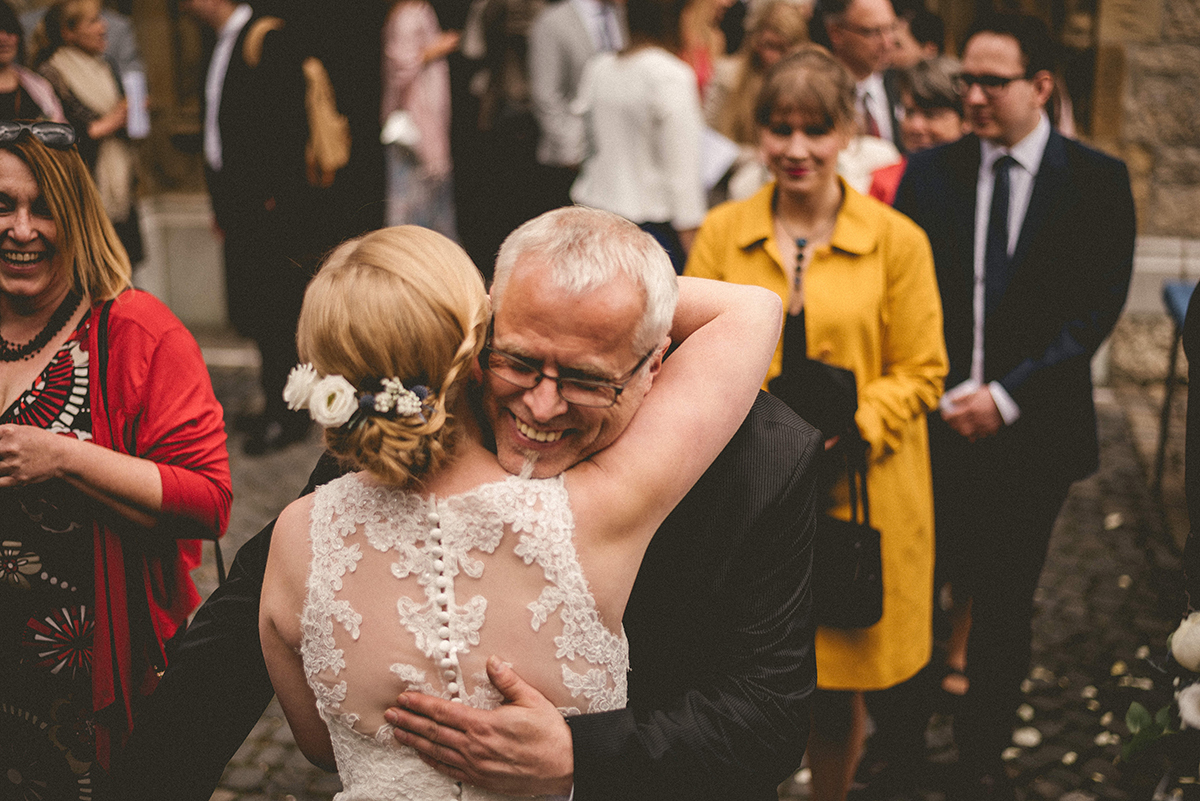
[1096,0,1200,382]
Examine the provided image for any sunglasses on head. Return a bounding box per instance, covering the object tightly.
[0,121,77,149]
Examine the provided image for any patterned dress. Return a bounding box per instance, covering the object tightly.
[0,315,108,800]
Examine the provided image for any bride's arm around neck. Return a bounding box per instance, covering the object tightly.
[567,277,782,551]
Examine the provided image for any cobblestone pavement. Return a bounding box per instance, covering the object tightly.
[195,350,1194,801]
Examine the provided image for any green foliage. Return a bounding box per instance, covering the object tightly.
[1120,701,1173,764]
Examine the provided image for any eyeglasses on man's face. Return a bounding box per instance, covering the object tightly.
[836,19,898,40]
[952,72,1028,97]
[480,343,655,409]
[0,121,77,149]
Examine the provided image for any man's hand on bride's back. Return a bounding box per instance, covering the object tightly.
[385,655,575,796]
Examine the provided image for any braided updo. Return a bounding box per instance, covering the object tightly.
[296,226,488,487]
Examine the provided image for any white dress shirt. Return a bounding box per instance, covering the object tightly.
[570,0,623,52]
[856,72,894,145]
[941,112,1051,423]
[203,3,253,172]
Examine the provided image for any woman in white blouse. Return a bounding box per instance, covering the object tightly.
[570,0,705,273]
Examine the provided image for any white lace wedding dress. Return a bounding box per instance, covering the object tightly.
[300,472,629,801]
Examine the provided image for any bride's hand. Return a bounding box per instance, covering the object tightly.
[385,656,574,796]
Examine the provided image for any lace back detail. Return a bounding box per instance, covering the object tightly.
[299,472,628,800]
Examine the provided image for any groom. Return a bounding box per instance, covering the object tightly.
[117,207,822,800]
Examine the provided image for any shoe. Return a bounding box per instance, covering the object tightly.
[243,417,311,455]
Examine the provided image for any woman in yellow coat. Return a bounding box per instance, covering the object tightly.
[684,45,948,801]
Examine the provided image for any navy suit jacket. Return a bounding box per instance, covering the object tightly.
[894,130,1135,483]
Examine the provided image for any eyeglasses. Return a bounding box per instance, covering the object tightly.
[952,72,1027,97]
[835,20,897,39]
[0,121,77,149]
[480,342,655,408]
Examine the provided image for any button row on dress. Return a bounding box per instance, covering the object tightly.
[429,507,463,703]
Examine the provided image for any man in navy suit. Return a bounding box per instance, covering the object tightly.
[893,13,1134,797]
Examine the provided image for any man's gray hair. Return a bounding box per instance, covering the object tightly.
[492,206,679,354]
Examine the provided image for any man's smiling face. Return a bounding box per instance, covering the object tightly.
[481,254,659,479]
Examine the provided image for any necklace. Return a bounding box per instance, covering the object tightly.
[775,216,836,294]
[0,287,83,361]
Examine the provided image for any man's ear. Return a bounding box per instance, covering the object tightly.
[1030,69,1055,107]
[645,337,671,384]
[826,18,845,52]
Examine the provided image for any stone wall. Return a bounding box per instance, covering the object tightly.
[1110,0,1200,239]
[1097,0,1200,384]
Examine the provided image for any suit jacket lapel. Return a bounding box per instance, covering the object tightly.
[937,136,982,386]
[1010,129,1067,273]
[952,136,981,300]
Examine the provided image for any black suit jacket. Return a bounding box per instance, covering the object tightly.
[200,14,310,241]
[893,131,1135,483]
[881,68,905,153]
[569,391,820,800]
[117,393,821,801]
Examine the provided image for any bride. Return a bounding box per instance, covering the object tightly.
[258,214,780,799]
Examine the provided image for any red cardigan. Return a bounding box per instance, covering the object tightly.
[868,158,907,206]
[85,289,232,766]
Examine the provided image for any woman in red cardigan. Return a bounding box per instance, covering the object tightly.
[0,121,231,798]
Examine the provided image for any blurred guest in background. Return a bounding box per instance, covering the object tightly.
[886,0,940,70]
[705,0,808,201]
[528,0,624,214]
[686,46,945,801]
[1184,280,1200,612]
[679,0,730,93]
[181,0,317,455]
[868,54,964,204]
[810,0,901,152]
[0,1,64,121]
[34,0,142,265]
[381,0,459,238]
[571,0,705,273]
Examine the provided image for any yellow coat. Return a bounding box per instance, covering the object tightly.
[685,181,948,689]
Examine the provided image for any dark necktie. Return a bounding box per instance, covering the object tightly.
[984,155,1018,316]
[860,93,880,138]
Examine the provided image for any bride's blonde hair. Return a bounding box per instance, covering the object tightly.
[297,226,488,486]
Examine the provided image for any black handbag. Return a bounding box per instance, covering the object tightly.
[812,438,883,629]
[768,311,882,628]
[767,309,858,441]
[767,357,858,442]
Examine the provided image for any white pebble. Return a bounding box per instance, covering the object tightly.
[1012,727,1042,748]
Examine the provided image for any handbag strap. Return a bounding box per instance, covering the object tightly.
[842,433,871,528]
[97,298,117,447]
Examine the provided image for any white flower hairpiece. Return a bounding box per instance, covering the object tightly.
[284,363,432,429]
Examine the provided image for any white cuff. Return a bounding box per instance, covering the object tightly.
[987,381,1021,425]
